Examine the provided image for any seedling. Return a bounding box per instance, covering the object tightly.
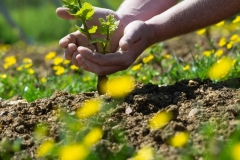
[62,0,119,94]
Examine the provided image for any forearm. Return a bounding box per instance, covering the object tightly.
[116,0,179,23]
[145,0,240,45]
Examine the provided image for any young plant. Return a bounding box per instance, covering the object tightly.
[62,0,119,94]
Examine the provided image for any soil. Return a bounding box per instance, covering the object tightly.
[1,33,240,160]
[0,78,240,160]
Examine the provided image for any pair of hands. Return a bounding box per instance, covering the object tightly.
[56,7,152,76]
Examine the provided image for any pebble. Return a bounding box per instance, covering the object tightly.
[188,108,200,117]
[125,106,132,114]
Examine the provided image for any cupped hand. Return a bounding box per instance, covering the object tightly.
[75,20,154,75]
[56,7,126,67]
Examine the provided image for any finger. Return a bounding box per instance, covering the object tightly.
[80,54,128,75]
[119,21,143,51]
[72,51,81,67]
[64,43,77,60]
[59,31,88,48]
[56,7,76,20]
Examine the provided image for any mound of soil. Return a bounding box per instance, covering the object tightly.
[1,78,240,159]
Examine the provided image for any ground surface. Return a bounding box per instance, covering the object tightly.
[0,78,240,159]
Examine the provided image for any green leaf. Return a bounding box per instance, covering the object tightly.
[88,26,98,34]
[75,2,94,20]
[89,38,109,44]
[99,14,119,35]
[75,25,87,36]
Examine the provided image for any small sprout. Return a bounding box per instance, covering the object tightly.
[149,111,172,130]
[168,131,189,148]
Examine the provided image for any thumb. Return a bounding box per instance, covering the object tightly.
[119,21,142,51]
[56,7,76,20]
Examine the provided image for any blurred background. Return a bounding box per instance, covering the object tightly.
[0,0,122,44]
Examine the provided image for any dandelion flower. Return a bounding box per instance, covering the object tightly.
[70,65,79,70]
[215,21,225,27]
[196,28,206,35]
[202,50,213,57]
[45,51,56,61]
[130,146,154,160]
[149,111,172,130]
[106,76,135,98]
[218,37,227,47]
[36,140,54,157]
[3,56,17,69]
[208,57,234,80]
[53,57,64,65]
[40,77,47,83]
[76,98,102,119]
[232,16,240,23]
[214,49,224,57]
[0,74,7,79]
[143,55,154,64]
[59,143,89,160]
[163,54,171,59]
[27,68,35,75]
[169,132,189,148]
[132,63,142,71]
[183,65,190,71]
[83,127,103,147]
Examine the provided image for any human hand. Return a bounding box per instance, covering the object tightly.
[56,7,126,65]
[75,20,154,75]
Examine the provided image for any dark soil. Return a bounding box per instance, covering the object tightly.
[0,78,240,160]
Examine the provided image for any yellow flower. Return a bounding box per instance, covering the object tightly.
[130,146,154,160]
[16,66,23,71]
[45,51,56,61]
[163,54,171,59]
[24,63,33,69]
[59,143,89,160]
[202,50,213,57]
[196,28,206,35]
[143,55,154,64]
[169,132,189,148]
[232,16,240,23]
[23,58,32,64]
[216,20,225,27]
[106,76,135,98]
[76,98,102,119]
[0,44,10,52]
[0,74,7,79]
[40,77,47,83]
[232,142,240,160]
[208,57,234,80]
[227,41,234,49]
[149,111,172,130]
[230,34,240,43]
[53,57,64,65]
[132,63,142,71]
[218,37,227,47]
[83,127,103,147]
[214,49,224,57]
[36,140,55,157]
[63,59,71,65]
[83,76,90,82]
[53,66,65,75]
[27,68,35,75]
[3,56,17,69]
[183,65,190,71]
[70,65,79,70]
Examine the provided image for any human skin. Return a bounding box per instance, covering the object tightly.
[57,0,240,76]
